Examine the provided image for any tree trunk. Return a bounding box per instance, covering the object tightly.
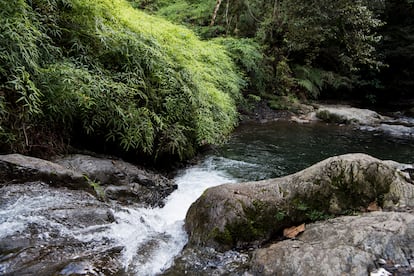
[273,0,278,18]
[210,0,223,26]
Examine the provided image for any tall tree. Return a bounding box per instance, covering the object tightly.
[210,0,223,26]
[257,0,384,97]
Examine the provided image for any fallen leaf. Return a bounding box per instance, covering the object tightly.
[283,223,305,238]
[367,201,381,212]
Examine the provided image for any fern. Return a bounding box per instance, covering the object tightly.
[293,65,352,98]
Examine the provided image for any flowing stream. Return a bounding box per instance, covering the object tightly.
[113,121,414,275]
[1,121,413,275]
[110,158,236,275]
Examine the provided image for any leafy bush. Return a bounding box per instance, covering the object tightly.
[0,0,244,161]
[130,0,217,37]
[134,0,391,101]
[293,65,352,99]
[215,37,268,95]
[258,0,384,97]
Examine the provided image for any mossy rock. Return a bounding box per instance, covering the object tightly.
[316,109,350,124]
[315,105,384,125]
[185,153,414,251]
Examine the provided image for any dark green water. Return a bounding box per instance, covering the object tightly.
[206,121,414,181]
[2,121,411,275]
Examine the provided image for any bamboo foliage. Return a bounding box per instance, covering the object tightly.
[0,0,244,160]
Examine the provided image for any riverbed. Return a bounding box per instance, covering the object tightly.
[1,121,413,275]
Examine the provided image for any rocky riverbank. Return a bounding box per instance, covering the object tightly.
[0,153,177,275]
[294,103,414,139]
[171,153,414,275]
[1,105,414,275]
[243,100,414,139]
[0,154,176,207]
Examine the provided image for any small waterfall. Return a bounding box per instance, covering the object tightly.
[110,156,236,275]
[2,121,413,275]
[0,157,237,276]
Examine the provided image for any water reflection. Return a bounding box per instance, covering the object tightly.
[207,121,414,181]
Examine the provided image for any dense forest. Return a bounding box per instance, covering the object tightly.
[1,0,413,164]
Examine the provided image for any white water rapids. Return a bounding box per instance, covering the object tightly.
[0,157,240,275]
[110,157,238,275]
[2,120,413,275]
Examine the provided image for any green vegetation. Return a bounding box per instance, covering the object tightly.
[131,0,217,37]
[137,0,413,104]
[0,0,244,161]
[84,175,105,200]
[1,0,413,162]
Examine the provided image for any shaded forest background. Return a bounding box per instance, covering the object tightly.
[137,0,413,103]
[1,0,413,164]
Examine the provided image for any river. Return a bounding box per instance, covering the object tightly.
[116,121,414,275]
[1,121,413,275]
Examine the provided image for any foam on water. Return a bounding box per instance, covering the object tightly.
[0,190,80,239]
[4,121,413,275]
[110,156,236,275]
[0,158,238,276]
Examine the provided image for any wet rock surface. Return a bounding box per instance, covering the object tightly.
[163,246,250,276]
[315,105,387,125]
[185,153,414,251]
[0,154,88,189]
[0,182,125,276]
[242,102,414,139]
[302,104,414,139]
[250,211,414,276]
[166,211,414,276]
[0,153,177,207]
[0,153,178,275]
[55,154,177,206]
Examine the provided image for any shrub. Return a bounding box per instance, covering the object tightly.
[0,0,244,161]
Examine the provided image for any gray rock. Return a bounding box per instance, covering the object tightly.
[249,211,414,276]
[55,154,168,187]
[0,182,124,276]
[185,153,414,251]
[55,154,177,206]
[315,105,386,125]
[378,123,414,138]
[0,153,177,207]
[312,105,414,139]
[0,154,88,189]
[163,246,250,276]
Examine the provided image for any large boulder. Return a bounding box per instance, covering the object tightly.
[0,153,177,207]
[250,211,414,276]
[315,105,386,125]
[55,154,177,206]
[185,153,414,251]
[0,154,88,189]
[166,211,414,275]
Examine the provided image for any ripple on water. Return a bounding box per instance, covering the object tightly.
[1,121,413,275]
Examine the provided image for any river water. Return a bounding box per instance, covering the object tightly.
[109,160,237,275]
[211,121,414,181]
[118,121,413,275]
[1,121,413,275]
